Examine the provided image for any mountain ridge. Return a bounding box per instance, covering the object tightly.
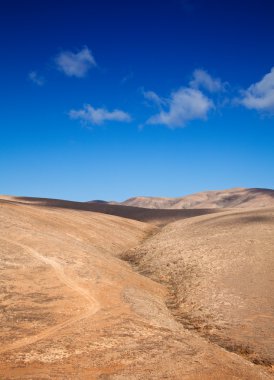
[111,187,274,209]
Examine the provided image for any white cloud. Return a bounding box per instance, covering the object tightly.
[28,71,45,86]
[146,87,214,128]
[239,67,274,113]
[143,90,167,107]
[55,47,96,78]
[69,104,132,126]
[190,69,224,92]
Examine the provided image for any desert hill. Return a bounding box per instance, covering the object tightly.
[0,195,273,378]
[117,187,274,209]
[123,207,274,368]
[0,195,220,226]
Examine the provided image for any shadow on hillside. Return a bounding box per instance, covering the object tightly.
[248,188,274,198]
[8,196,220,226]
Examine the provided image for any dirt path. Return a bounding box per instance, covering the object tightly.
[0,238,100,354]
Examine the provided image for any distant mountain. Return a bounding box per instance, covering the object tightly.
[88,200,108,203]
[115,188,274,209]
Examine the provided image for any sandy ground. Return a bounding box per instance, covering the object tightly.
[0,198,273,379]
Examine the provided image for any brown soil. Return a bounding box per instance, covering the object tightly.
[122,208,274,371]
[0,197,273,379]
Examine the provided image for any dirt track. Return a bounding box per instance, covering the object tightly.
[0,238,100,355]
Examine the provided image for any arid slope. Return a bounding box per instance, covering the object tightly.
[0,198,272,379]
[119,187,274,209]
[123,208,274,368]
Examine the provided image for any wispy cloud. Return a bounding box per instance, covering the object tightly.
[55,47,96,78]
[28,71,45,86]
[145,87,214,128]
[143,90,167,107]
[69,104,132,126]
[121,71,134,85]
[143,69,219,128]
[239,67,274,114]
[190,69,225,92]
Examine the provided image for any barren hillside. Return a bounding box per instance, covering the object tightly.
[123,208,274,369]
[118,187,274,209]
[0,197,273,379]
[1,195,220,226]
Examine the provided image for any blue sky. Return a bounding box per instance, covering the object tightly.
[1,0,274,201]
